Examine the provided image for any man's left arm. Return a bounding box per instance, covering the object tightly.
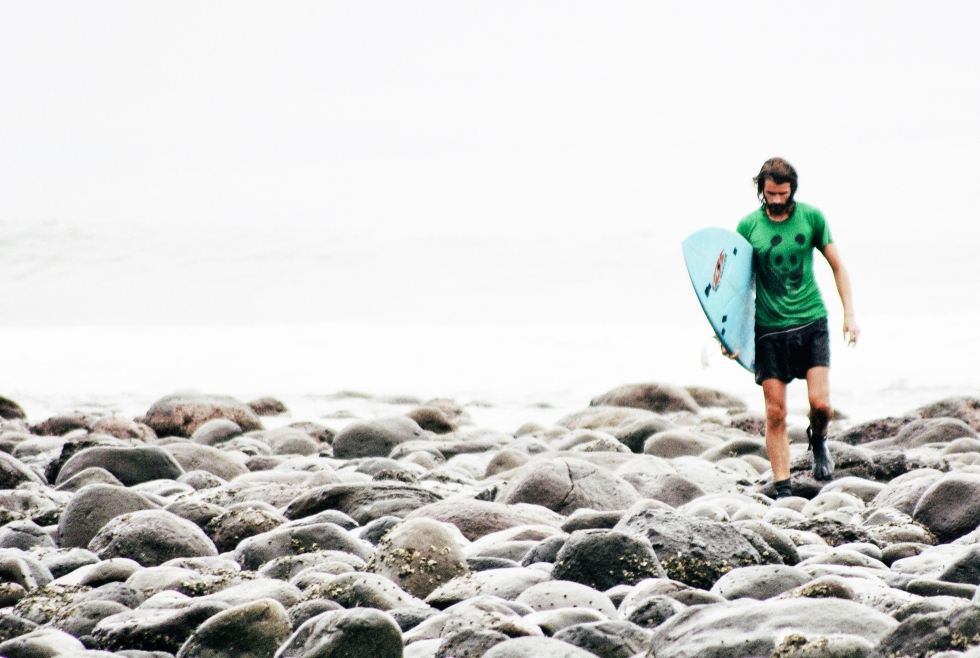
[820,242,859,346]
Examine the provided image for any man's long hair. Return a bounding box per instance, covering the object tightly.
[754,157,798,209]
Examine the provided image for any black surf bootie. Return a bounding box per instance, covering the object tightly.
[807,427,835,481]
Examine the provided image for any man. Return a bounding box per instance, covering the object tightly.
[729,158,858,499]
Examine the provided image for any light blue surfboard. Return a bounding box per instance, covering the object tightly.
[681,228,755,372]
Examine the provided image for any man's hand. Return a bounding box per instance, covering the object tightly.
[844,315,860,346]
[720,344,740,360]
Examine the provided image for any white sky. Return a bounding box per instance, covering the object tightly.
[1,2,978,325]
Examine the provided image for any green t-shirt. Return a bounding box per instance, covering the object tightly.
[736,202,833,330]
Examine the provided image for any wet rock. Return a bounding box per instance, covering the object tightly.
[191,420,243,447]
[648,598,897,658]
[332,416,426,459]
[60,484,160,548]
[590,383,700,414]
[175,598,292,658]
[552,529,663,590]
[368,518,469,599]
[88,510,218,566]
[234,523,371,571]
[870,469,944,516]
[913,473,980,542]
[560,510,624,533]
[143,393,263,438]
[52,599,131,639]
[619,472,705,507]
[498,458,640,515]
[284,482,442,525]
[435,628,509,657]
[56,446,184,487]
[162,444,248,481]
[247,397,288,417]
[614,507,761,589]
[406,500,563,541]
[732,520,800,566]
[275,607,403,658]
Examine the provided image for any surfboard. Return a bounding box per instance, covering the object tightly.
[681,228,755,372]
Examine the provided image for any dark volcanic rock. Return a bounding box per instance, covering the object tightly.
[88,509,219,566]
[787,519,880,547]
[143,393,263,438]
[206,507,286,553]
[283,482,442,524]
[331,416,426,459]
[56,446,185,487]
[590,383,700,414]
[614,507,761,589]
[552,529,664,590]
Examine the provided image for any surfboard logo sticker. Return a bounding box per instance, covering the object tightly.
[707,249,727,296]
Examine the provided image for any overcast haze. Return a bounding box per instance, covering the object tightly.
[1,2,978,326]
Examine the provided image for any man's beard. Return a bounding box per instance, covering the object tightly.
[766,200,793,216]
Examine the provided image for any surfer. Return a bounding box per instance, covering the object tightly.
[726,158,859,499]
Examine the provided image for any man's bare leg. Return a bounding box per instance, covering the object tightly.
[806,366,835,480]
[762,378,791,487]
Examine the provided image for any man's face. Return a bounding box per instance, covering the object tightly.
[763,180,793,216]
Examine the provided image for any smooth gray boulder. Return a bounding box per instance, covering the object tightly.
[426,567,551,609]
[648,598,897,658]
[88,509,218,566]
[284,482,442,525]
[331,416,426,459]
[483,636,598,658]
[234,523,372,570]
[56,446,184,486]
[710,565,812,600]
[162,443,248,481]
[275,607,403,658]
[175,598,292,658]
[405,500,563,541]
[60,484,160,548]
[498,457,641,515]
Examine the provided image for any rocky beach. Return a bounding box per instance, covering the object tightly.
[0,385,977,658]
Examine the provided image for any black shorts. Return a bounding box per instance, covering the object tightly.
[754,319,830,385]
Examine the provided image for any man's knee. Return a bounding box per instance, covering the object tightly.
[766,400,787,427]
[810,397,832,426]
